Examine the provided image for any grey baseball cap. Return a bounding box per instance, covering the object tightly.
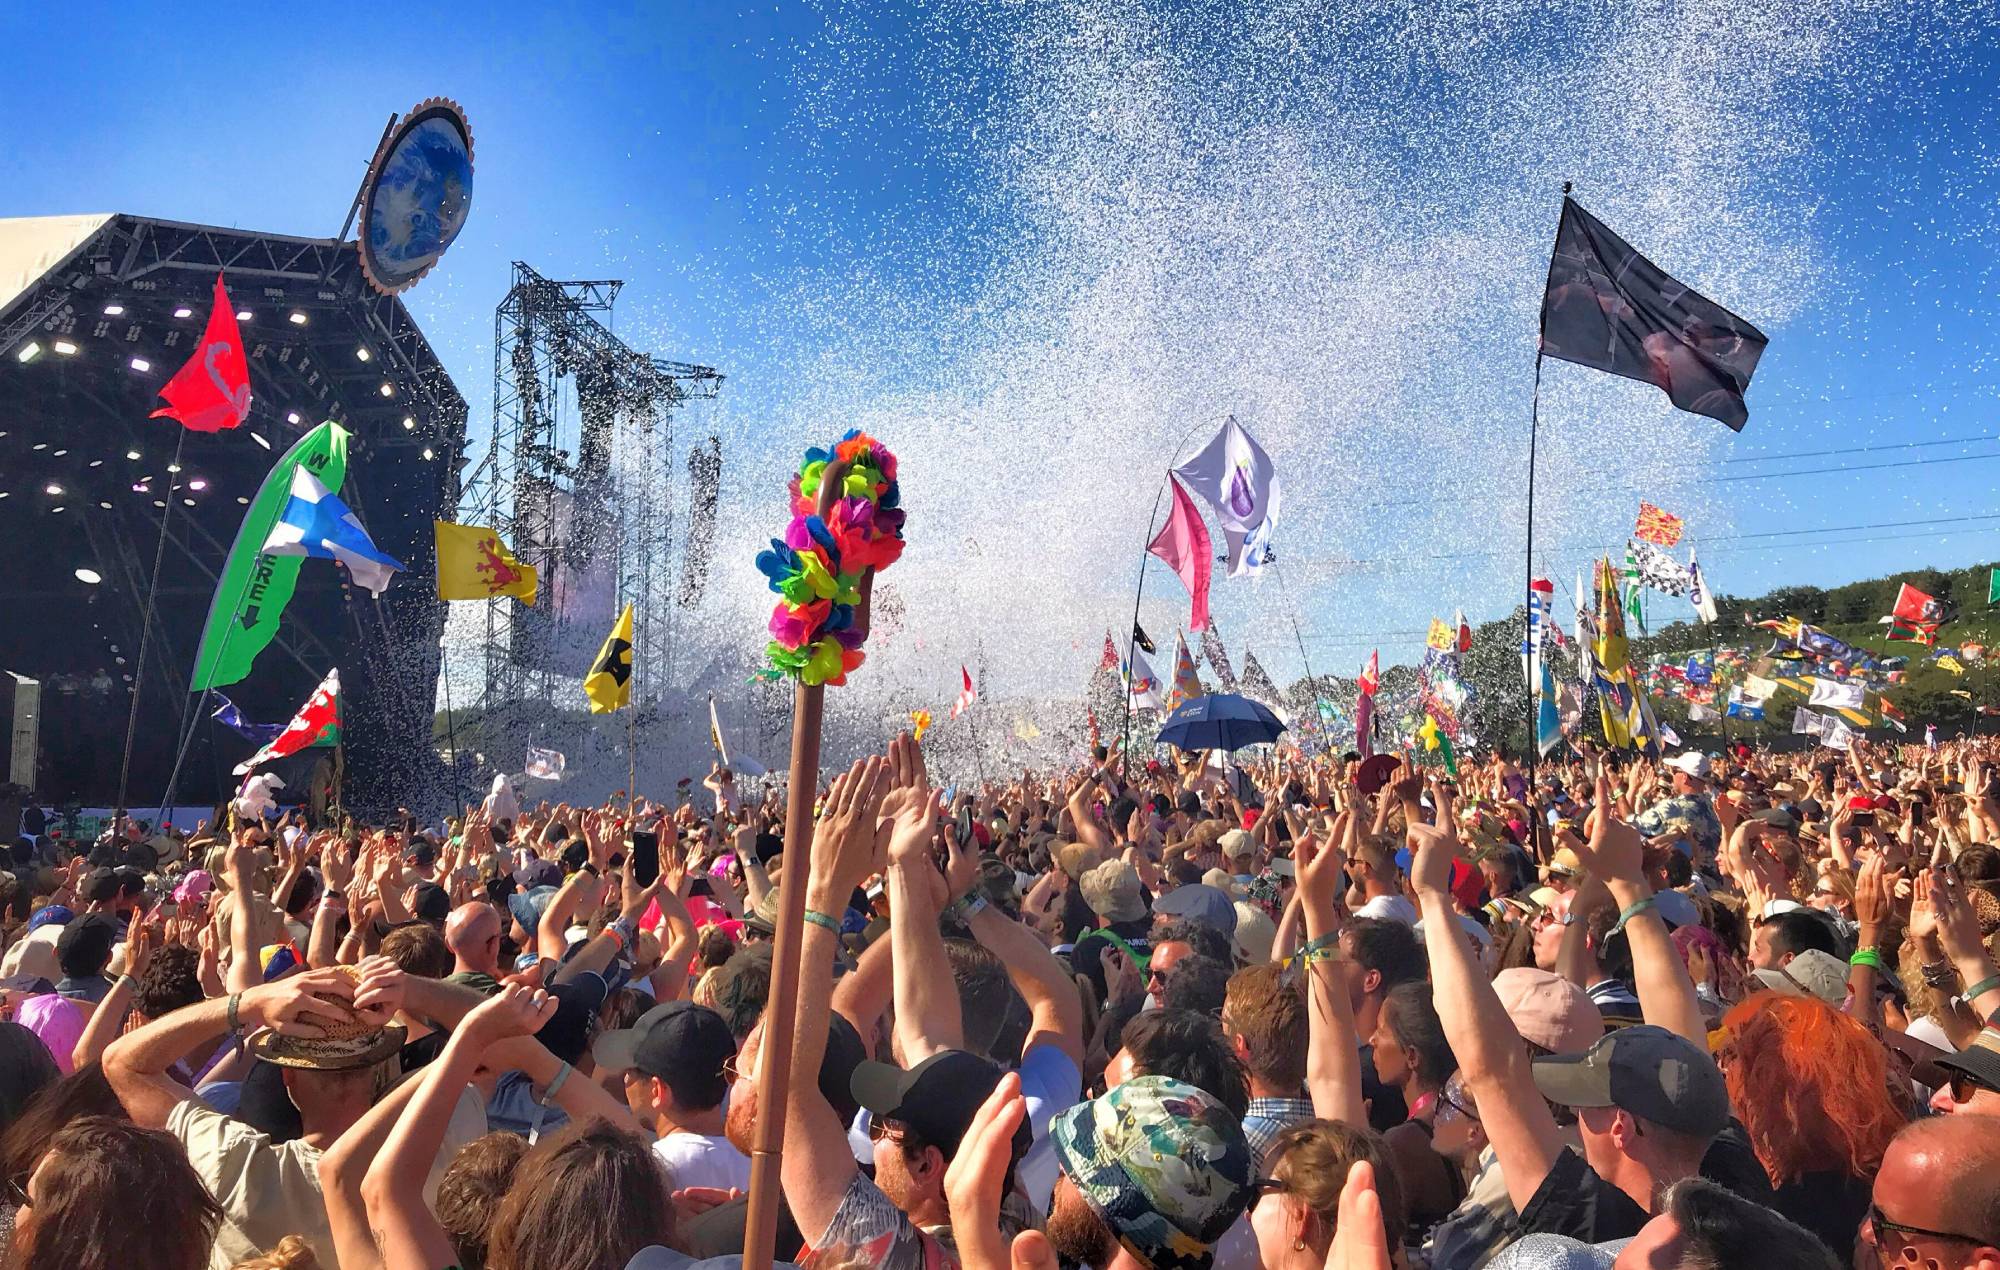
[1531,1024,1729,1138]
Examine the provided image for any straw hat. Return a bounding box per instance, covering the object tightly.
[249,965,405,1071]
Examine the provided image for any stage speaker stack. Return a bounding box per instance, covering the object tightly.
[1,672,41,790]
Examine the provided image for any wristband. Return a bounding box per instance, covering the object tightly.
[540,1060,573,1104]
[226,992,245,1057]
[1965,974,2000,1001]
[1849,948,1885,971]
[1607,896,1656,936]
[802,908,842,934]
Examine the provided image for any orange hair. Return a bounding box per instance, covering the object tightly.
[1720,992,1901,1187]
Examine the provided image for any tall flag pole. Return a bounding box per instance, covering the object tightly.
[1522,184,1569,777]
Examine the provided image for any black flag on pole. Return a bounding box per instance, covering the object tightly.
[1132,623,1157,655]
[1539,197,1768,430]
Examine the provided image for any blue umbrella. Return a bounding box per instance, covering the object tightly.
[1156,693,1287,753]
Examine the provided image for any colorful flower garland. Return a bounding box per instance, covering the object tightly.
[755,430,904,686]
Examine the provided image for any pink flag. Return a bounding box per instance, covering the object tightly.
[950,666,977,719]
[1149,475,1212,632]
[151,272,252,432]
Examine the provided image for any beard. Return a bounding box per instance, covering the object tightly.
[724,1090,756,1156]
[1046,1183,1116,1269]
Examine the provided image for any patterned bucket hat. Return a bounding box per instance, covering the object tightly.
[1050,1075,1252,1270]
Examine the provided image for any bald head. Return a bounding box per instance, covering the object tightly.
[1874,1115,2000,1259]
[444,902,502,978]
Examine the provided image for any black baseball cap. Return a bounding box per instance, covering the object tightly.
[534,974,608,1065]
[594,1001,737,1107]
[1531,1024,1729,1138]
[83,868,121,903]
[851,1048,1024,1159]
[411,882,451,925]
[56,913,121,978]
[405,840,438,869]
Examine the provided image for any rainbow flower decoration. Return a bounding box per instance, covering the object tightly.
[760,430,904,686]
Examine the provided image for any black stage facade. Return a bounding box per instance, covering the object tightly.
[0,214,466,813]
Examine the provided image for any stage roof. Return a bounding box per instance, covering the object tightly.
[0,213,467,810]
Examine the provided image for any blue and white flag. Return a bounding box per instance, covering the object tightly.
[1536,654,1562,757]
[211,693,285,745]
[261,467,405,596]
[1725,687,1764,721]
[1687,550,1719,624]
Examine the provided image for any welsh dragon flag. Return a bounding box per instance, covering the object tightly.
[233,669,341,774]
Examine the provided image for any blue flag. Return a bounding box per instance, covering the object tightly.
[260,466,405,596]
[1537,655,1562,756]
[211,694,285,745]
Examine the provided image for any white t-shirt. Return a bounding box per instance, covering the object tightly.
[1354,894,1419,925]
[652,1131,751,1192]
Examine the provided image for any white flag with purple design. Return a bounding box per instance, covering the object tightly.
[1173,416,1281,578]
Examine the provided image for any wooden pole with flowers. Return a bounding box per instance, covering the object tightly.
[743,433,904,1270]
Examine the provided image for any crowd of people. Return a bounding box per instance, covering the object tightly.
[2,729,1999,1270]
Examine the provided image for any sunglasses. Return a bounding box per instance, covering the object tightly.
[1949,1070,2000,1106]
[1865,1202,1989,1250]
[1251,1177,1288,1196]
[1434,1088,1479,1126]
[868,1118,908,1144]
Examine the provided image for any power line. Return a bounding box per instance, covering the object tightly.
[1721,432,2000,464]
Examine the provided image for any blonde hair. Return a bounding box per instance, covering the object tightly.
[229,1235,320,1270]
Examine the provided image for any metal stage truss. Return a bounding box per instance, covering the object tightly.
[460,262,722,732]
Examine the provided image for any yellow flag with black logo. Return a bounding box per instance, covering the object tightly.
[434,521,538,605]
[584,604,635,713]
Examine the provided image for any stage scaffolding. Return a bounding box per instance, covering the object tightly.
[461,262,721,726]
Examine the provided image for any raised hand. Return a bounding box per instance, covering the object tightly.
[810,756,892,895]
[942,1072,1031,1270]
[1576,771,1644,885]
[879,733,936,866]
[242,965,363,1038]
[350,955,408,1028]
[1294,823,1346,910]
[1324,1159,1395,1270]
[461,981,560,1044]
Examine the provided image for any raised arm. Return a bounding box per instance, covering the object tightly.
[883,733,964,1061]
[784,755,893,1241]
[1406,782,1565,1214]
[951,826,1084,1071]
[831,931,896,1056]
[1575,772,1705,1048]
[1297,815,1364,1127]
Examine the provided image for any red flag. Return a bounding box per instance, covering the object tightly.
[950,666,977,719]
[1148,474,1212,632]
[151,273,252,432]
[1454,608,1472,654]
[1358,650,1379,697]
[1100,632,1119,670]
[1634,502,1684,546]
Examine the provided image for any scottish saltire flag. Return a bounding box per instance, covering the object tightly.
[211,693,285,746]
[261,467,405,596]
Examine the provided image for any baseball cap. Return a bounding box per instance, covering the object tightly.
[534,973,609,1065]
[507,885,558,939]
[83,868,121,903]
[595,1001,737,1099]
[1749,948,1847,1007]
[1751,807,1798,831]
[513,858,563,892]
[1664,753,1712,779]
[1231,902,1276,965]
[56,913,120,979]
[1081,859,1146,923]
[851,1049,1021,1159]
[1218,829,1256,860]
[1935,1027,2000,1096]
[411,881,451,925]
[1051,1075,1253,1270]
[1531,1024,1729,1138]
[1151,883,1237,935]
[1493,968,1604,1055]
[1650,889,1701,930]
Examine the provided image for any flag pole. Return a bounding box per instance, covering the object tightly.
[1271,560,1318,708]
[117,428,189,815]
[439,641,466,819]
[1525,183,1570,783]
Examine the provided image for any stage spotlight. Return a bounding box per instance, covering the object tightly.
[355,346,372,362]
[129,356,151,372]
[379,382,394,397]
[53,340,77,355]
[402,416,416,430]
[288,312,307,325]
[87,460,102,467]
[31,443,44,451]
[188,478,208,491]
[250,432,271,450]
[102,304,124,316]
[167,463,182,473]
[183,498,195,507]
[97,501,111,509]
[286,411,301,424]
[235,310,253,321]
[422,447,435,461]
[75,568,102,585]
[15,341,41,363]
[173,306,193,318]
[52,449,67,457]
[125,450,141,460]
[236,496,250,505]
[43,483,62,496]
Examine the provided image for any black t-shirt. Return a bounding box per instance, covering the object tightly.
[1070,920,1152,1003]
[1360,1044,1408,1133]
[1520,1122,1778,1244]
[1772,1170,1869,1257]
[1060,888,1097,943]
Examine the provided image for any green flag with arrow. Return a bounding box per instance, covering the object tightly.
[187,421,350,691]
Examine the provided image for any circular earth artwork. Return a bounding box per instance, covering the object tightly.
[357,99,474,295]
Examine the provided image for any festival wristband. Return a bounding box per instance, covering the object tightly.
[802,908,842,934]
[1607,896,1656,936]
[540,1061,573,1105]
[1849,948,1885,971]
[1964,974,2000,1001]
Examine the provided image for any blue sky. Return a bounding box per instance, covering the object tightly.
[6,1,2000,698]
